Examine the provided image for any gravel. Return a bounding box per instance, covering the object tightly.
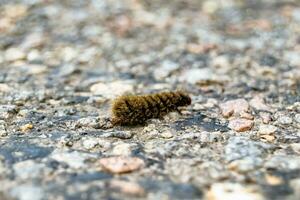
[0,0,299,199]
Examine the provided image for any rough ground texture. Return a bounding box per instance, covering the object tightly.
[0,0,300,200]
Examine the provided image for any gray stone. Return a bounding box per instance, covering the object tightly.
[58,64,77,77]
[153,60,179,80]
[103,131,133,139]
[294,114,300,124]
[179,68,214,84]
[207,183,264,200]
[76,117,99,129]
[82,138,99,150]
[228,157,264,172]
[50,150,96,169]
[258,125,277,135]
[10,184,44,200]
[225,136,271,162]
[277,116,293,125]
[0,105,17,119]
[0,120,7,136]
[90,81,134,98]
[13,160,45,179]
[4,48,26,62]
[264,155,300,170]
[111,142,138,156]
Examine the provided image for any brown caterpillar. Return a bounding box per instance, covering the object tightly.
[111,91,191,126]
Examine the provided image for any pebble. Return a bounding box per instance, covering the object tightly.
[179,68,214,84]
[51,150,95,169]
[294,114,300,124]
[98,117,114,129]
[290,179,300,199]
[153,60,179,80]
[4,48,26,62]
[103,131,133,139]
[0,105,18,119]
[111,131,133,139]
[24,64,48,75]
[284,51,300,66]
[3,4,28,20]
[98,139,112,152]
[240,111,254,120]
[76,117,99,129]
[20,123,33,133]
[82,138,99,150]
[99,156,145,174]
[212,55,230,68]
[228,157,263,172]
[13,160,45,179]
[78,47,97,63]
[161,130,174,139]
[0,83,11,92]
[108,180,145,197]
[258,125,277,135]
[0,120,7,137]
[260,135,275,142]
[27,49,41,62]
[207,183,264,200]
[264,155,300,170]
[290,143,300,153]
[61,46,78,62]
[202,0,220,14]
[21,32,45,49]
[259,112,272,124]
[10,184,44,200]
[219,99,249,118]
[265,174,283,185]
[228,118,253,132]
[90,81,134,98]
[57,64,77,77]
[225,136,269,162]
[112,142,135,156]
[277,116,293,125]
[249,96,270,111]
[0,54,3,64]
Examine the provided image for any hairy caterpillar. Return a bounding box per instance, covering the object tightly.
[111,91,191,126]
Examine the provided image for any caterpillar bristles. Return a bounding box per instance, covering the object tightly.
[111,91,191,126]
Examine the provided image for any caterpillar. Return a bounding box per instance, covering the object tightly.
[111,91,191,126]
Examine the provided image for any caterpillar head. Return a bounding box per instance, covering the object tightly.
[177,92,192,106]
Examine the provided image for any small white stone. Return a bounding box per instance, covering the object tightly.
[179,68,214,84]
[258,125,277,135]
[207,183,264,200]
[277,116,293,125]
[290,143,300,153]
[212,55,230,68]
[0,83,11,93]
[153,60,179,80]
[13,160,44,179]
[90,81,134,98]
[4,48,26,61]
[25,64,48,75]
[161,130,173,139]
[0,120,7,137]
[61,46,78,62]
[82,138,98,150]
[112,142,134,156]
[0,105,17,119]
[10,184,44,200]
[27,49,41,62]
[50,150,96,169]
[294,114,300,124]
